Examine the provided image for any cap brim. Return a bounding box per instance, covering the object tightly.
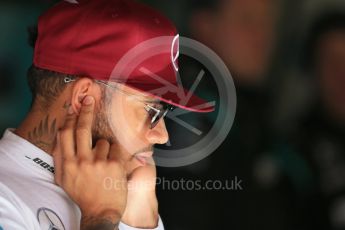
[124,82,215,113]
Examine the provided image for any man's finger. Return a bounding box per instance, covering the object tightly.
[109,143,127,165]
[52,132,62,186]
[94,139,110,161]
[76,96,94,161]
[59,110,78,161]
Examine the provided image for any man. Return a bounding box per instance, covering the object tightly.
[0,0,213,229]
[285,10,345,230]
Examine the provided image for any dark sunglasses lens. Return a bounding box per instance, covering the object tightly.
[151,111,164,128]
[149,104,175,129]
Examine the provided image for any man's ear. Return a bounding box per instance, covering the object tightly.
[70,78,94,114]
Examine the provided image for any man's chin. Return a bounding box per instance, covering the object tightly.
[126,155,155,178]
[125,161,144,178]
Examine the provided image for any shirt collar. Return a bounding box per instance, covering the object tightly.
[0,129,55,181]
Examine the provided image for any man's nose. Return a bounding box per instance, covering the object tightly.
[146,119,169,145]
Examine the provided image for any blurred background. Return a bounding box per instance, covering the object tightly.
[1,0,345,229]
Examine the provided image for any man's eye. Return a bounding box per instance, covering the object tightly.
[148,108,157,118]
[150,103,163,110]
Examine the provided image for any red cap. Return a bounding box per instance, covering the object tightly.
[34,0,214,112]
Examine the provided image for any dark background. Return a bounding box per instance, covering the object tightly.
[1,0,345,229]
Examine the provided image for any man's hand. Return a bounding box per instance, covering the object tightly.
[122,157,159,228]
[53,96,127,230]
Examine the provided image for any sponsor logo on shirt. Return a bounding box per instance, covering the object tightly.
[26,156,55,174]
[37,208,65,230]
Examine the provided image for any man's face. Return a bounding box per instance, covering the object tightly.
[91,83,169,171]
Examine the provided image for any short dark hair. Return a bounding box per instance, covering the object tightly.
[27,25,77,109]
[303,10,345,72]
[27,65,77,108]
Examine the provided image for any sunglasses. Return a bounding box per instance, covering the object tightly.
[144,103,175,129]
[64,77,174,129]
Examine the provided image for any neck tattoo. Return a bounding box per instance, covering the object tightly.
[28,115,57,153]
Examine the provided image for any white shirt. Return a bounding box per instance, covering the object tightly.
[0,129,164,230]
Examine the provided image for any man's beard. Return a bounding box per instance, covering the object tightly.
[90,88,154,156]
[91,89,117,146]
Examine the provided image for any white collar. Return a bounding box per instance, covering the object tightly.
[0,129,55,182]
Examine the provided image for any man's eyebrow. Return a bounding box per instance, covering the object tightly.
[143,99,161,104]
[126,93,160,104]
